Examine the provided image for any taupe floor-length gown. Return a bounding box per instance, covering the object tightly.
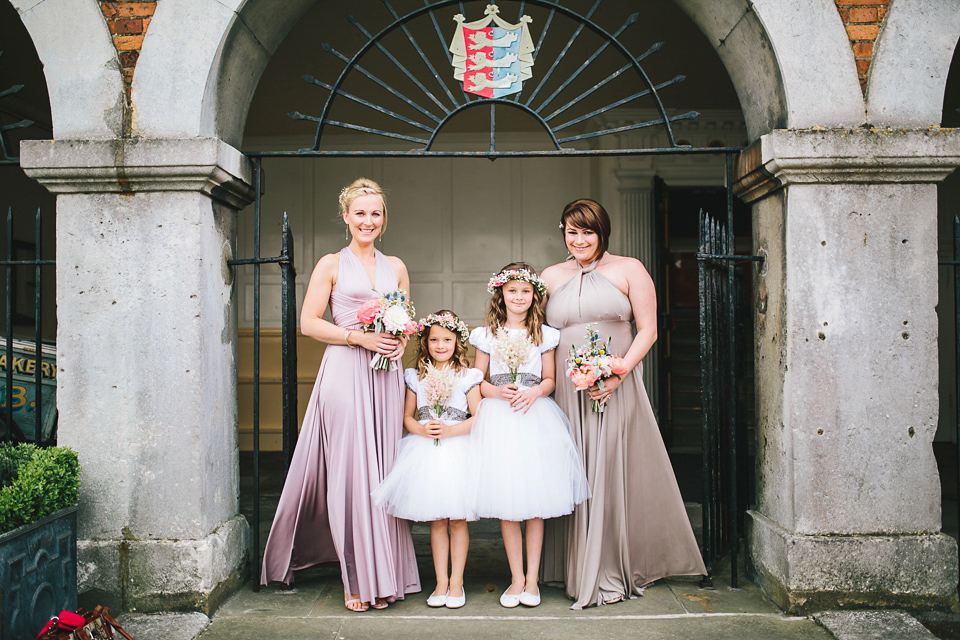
[261,247,420,604]
[542,260,705,610]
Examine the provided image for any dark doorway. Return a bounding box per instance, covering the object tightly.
[654,182,753,503]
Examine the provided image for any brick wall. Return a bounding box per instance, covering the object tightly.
[99,1,157,103]
[835,0,889,93]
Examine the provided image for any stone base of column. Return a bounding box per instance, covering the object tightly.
[747,511,959,615]
[77,515,249,614]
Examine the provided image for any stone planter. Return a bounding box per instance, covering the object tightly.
[0,504,78,640]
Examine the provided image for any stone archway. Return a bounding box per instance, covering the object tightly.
[10,0,960,615]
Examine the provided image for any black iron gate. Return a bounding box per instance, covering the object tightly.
[227,158,298,583]
[695,156,762,586]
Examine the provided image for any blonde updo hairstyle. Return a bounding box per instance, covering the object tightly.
[339,177,388,235]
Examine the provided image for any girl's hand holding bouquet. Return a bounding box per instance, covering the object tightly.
[356,289,420,370]
[566,324,629,413]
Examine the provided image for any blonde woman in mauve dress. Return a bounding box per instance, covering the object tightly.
[540,198,705,610]
[260,178,420,612]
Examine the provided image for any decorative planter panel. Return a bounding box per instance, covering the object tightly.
[0,505,78,640]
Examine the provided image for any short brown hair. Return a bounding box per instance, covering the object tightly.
[560,198,610,260]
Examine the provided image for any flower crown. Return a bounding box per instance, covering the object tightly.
[418,312,470,344]
[487,268,547,297]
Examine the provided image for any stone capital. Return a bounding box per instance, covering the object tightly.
[734,128,960,202]
[19,138,255,209]
[614,168,656,192]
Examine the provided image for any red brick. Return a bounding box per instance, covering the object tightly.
[113,34,144,51]
[115,19,143,35]
[106,20,117,34]
[859,76,867,93]
[838,0,888,5]
[856,59,870,75]
[142,18,151,33]
[848,7,878,22]
[835,6,848,21]
[878,7,886,20]
[846,24,879,40]
[118,50,139,68]
[852,41,874,58]
[101,3,157,19]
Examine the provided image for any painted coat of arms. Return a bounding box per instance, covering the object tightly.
[450,4,534,98]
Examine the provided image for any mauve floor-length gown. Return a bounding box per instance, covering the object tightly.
[260,247,420,604]
[542,260,705,610]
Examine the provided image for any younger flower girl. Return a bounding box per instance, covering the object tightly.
[470,263,590,608]
[373,310,482,609]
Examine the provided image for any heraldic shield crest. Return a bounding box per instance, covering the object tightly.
[450,4,535,98]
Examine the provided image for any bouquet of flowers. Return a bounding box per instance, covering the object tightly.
[493,327,534,385]
[421,363,456,445]
[566,323,628,413]
[356,289,419,370]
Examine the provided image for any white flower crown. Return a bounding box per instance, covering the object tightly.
[487,268,547,296]
[418,312,470,344]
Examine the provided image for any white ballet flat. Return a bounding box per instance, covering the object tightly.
[519,590,541,607]
[426,589,448,607]
[445,587,466,609]
[499,588,522,608]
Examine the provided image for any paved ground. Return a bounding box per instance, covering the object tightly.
[187,518,833,640]
[113,451,959,640]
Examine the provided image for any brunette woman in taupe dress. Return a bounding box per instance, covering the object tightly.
[541,198,705,610]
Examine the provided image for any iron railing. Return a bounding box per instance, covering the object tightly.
[1,206,56,444]
[227,158,298,592]
[695,155,762,586]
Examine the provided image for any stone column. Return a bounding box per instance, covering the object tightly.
[616,169,659,414]
[735,129,960,613]
[20,138,253,614]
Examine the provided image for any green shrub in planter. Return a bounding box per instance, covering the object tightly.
[0,443,80,535]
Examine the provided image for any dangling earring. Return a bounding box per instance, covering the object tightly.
[345,226,349,241]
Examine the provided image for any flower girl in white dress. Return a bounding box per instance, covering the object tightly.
[469,263,590,608]
[374,310,482,609]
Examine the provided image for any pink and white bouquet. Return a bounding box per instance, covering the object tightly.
[493,327,534,385]
[566,323,628,413]
[421,363,456,445]
[356,289,419,370]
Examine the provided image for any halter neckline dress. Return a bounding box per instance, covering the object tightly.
[261,247,420,604]
[542,258,705,610]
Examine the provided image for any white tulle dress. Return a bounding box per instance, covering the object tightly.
[469,325,591,521]
[373,367,484,522]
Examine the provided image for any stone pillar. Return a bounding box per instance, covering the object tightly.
[616,169,659,414]
[20,138,253,614]
[735,129,960,613]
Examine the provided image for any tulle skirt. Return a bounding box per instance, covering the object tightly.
[470,396,591,521]
[373,431,476,522]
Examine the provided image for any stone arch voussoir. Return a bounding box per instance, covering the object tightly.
[866,0,960,127]
[10,0,124,138]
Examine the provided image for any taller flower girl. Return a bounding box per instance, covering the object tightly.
[469,262,590,609]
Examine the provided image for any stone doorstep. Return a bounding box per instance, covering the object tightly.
[115,608,937,640]
[815,610,937,640]
[115,612,210,640]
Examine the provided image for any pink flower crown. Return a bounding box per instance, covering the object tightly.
[487,268,547,296]
[418,312,470,344]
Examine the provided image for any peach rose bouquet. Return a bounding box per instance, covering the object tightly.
[566,323,628,413]
[356,289,419,370]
